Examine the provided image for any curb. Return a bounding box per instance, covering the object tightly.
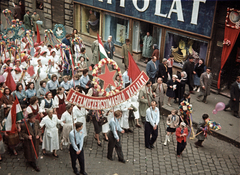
[161,105,240,148]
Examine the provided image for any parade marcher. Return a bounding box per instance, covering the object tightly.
[114,74,121,88]
[39,92,56,116]
[23,10,32,30]
[176,122,188,157]
[152,78,167,115]
[37,80,48,102]
[197,67,213,104]
[107,110,125,163]
[138,81,154,124]
[69,122,87,175]
[121,39,133,68]
[91,110,103,147]
[158,58,168,83]
[62,34,71,47]
[130,92,141,128]
[26,82,37,102]
[102,108,114,141]
[39,51,48,66]
[119,99,133,133]
[73,105,87,138]
[0,88,15,117]
[80,69,90,94]
[142,32,153,63]
[167,54,174,79]
[224,75,240,118]
[54,87,67,119]
[20,113,41,172]
[47,74,59,97]
[146,56,157,84]
[195,114,209,148]
[39,41,48,52]
[122,67,132,88]
[166,75,177,106]
[26,96,42,122]
[12,67,26,90]
[145,100,159,149]
[193,58,205,92]
[70,74,81,89]
[104,37,115,60]
[13,83,27,105]
[60,76,71,92]
[47,59,60,78]
[91,38,100,67]
[182,56,195,94]
[40,108,62,157]
[164,109,179,146]
[76,56,87,77]
[60,104,76,149]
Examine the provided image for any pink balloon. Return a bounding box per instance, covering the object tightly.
[0,75,5,83]
[213,102,225,114]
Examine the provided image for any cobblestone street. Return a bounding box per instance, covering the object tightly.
[1,115,240,175]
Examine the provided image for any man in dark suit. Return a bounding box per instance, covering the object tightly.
[146,56,158,84]
[182,56,195,93]
[158,58,168,83]
[104,37,115,59]
[20,113,41,172]
[224,75,240,118]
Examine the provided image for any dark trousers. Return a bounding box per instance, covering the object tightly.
[197,94,207,102]
[28,161,37,168]
[177,140,186,155]
[144,122,158,147]
[69,145,85,174]
[107,131,124,161]
[149,77,156,84]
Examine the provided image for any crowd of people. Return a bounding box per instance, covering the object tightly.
[0,15,239,175]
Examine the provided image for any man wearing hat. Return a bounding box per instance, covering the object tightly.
[20,113,41,172]
[158,58,168,83]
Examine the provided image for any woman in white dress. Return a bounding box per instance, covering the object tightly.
[40,108,62,157]
[72,105,87,138]
[39,92,57,115]
[131,92,141,128]
[119,99,133,133]
[102,108,114,141]
[60,104,76,149]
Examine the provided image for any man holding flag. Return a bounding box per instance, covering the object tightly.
[20,113,41,172]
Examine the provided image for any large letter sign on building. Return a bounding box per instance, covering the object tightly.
[76,0,216,37]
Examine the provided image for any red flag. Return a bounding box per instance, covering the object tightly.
[27,65,35,77]
[0,91,3,99]
[5,70,16,92]
[36,24,41,43]
[128,52,141,82]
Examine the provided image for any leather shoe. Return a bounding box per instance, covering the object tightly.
[128,129,133,133]
[135,124,141,128]
[74,170,80,175]
[145,146,152,150]
[150,145,155,149]
[97,142,102,147]
[107,157,113,161]
[34,167,40,172]
[118,159,126,163]
[80,172,88,175]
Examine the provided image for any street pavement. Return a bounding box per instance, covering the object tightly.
[1,118,240,175]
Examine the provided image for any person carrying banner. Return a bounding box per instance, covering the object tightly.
[20,113,41,172]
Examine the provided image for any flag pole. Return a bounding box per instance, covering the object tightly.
[23,119,38,159]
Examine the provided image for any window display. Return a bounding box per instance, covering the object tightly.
[164,31,208,68]
[103,13,129,46]
[74,4,81,32]
[81,6,100,37]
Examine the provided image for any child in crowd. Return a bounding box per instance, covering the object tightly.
[176,122,188,157]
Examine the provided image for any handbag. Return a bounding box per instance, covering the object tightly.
[98,117,108,126]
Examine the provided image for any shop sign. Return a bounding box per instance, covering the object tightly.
[66,71,149,110]
[75,0,216,37]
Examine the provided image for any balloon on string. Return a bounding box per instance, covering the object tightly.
[212,102,225,114]
[0,75,5,82]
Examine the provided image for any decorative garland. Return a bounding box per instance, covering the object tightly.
[53,24,66,39]
[92,58,123,97]
[16,25,26,39]
[179,100,192,116]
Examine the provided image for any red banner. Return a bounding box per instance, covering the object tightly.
[66,71,149,110]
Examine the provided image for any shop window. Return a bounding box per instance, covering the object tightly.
[74,4,81,32]
[81,6,100,37]
[103,13,129,46]
[164,31,208,68]
[36,0,44,10]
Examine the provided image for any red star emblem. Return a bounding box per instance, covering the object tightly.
[97,64,116,90]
